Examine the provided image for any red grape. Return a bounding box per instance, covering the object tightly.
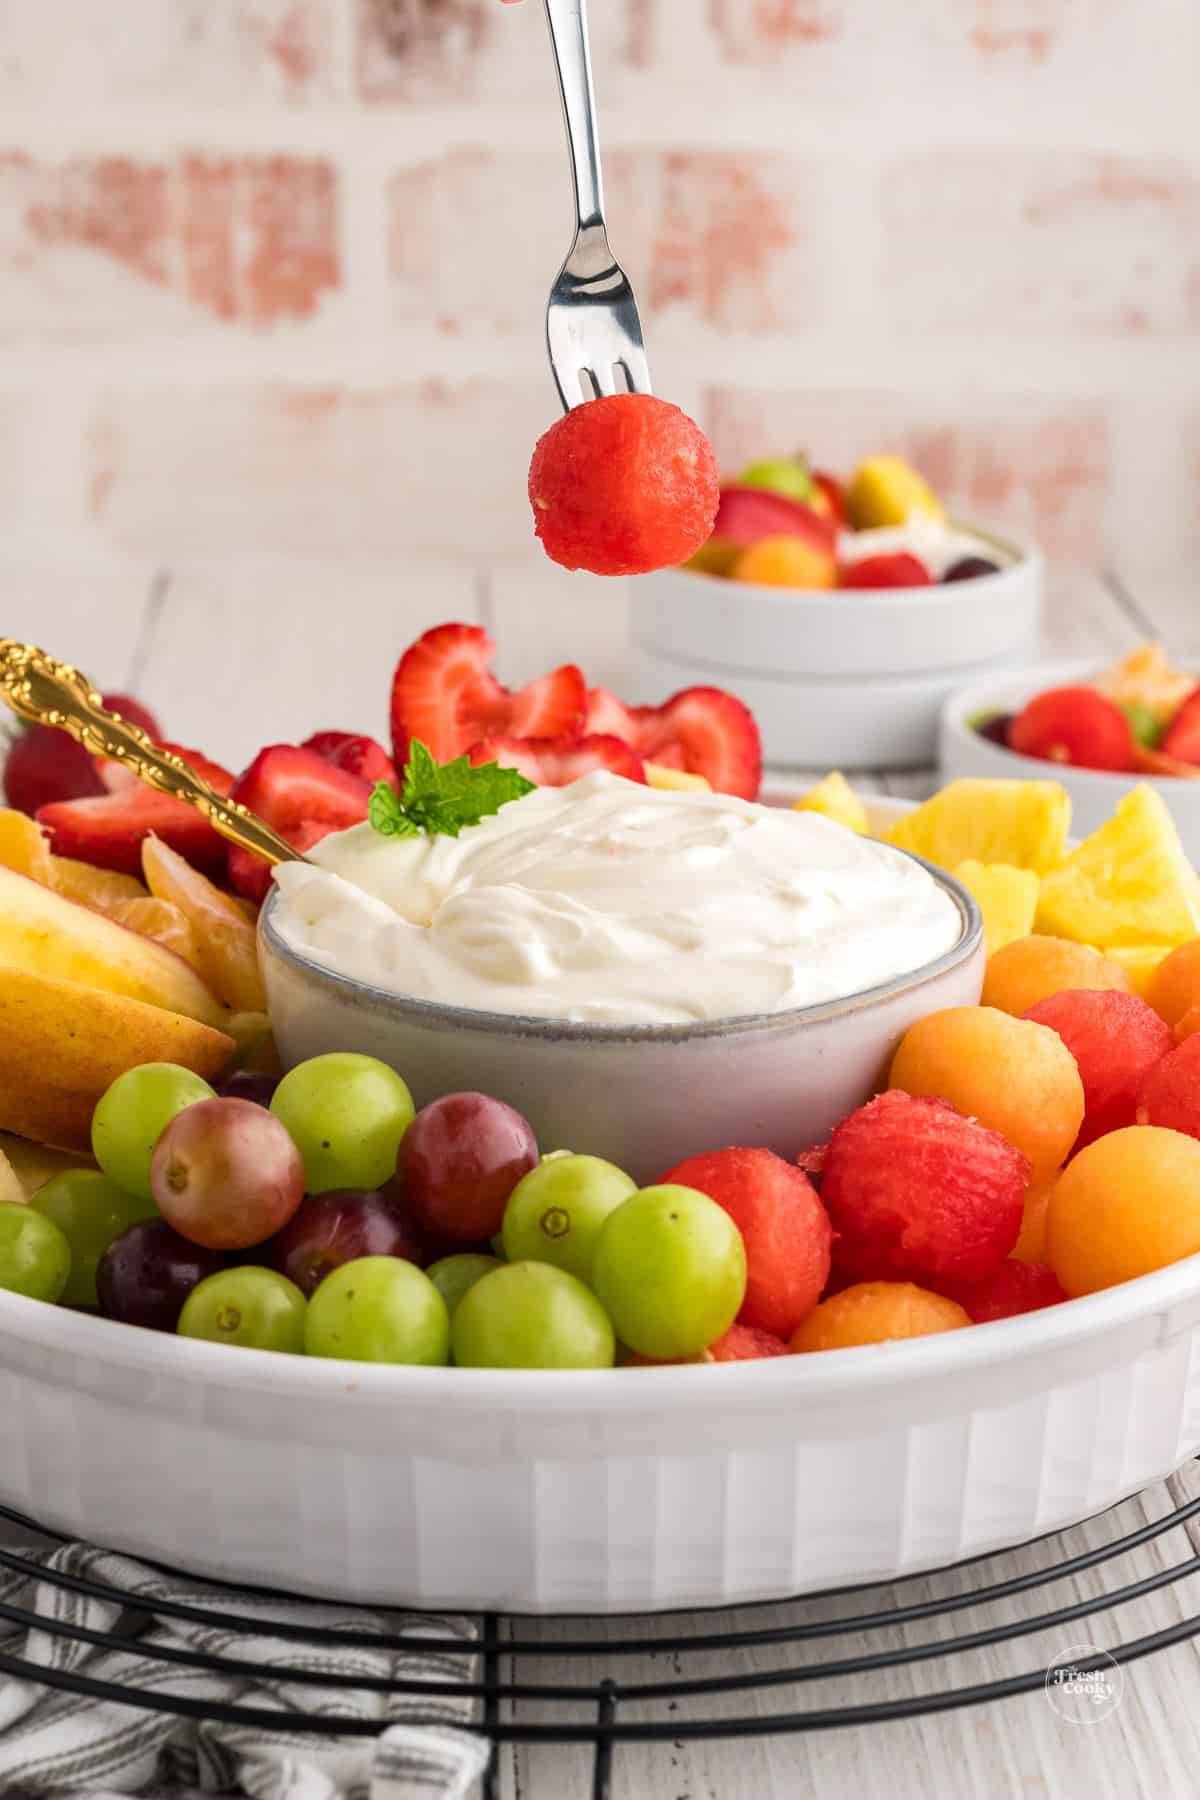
[150,1097,306,1250]
[217,1069,280,1107]
[270,1191,427,1297]
[943,555,1002,583]
[97,1220,225,1332]
[399,1093,538,1242]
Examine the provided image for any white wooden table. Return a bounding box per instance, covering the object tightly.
[6,553,1200,1796]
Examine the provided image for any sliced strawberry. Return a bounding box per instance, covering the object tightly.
[303,731,397,786]
[469,733,647,787]
[810,470,847,529]
[389,623,585,766]
[37,743,235,877]
[637,688,762,801]
[506,665,586,739]
[226,745,373,902]
[585,686,643,740]
[1161,690,1200,765]
[4,724,105,814]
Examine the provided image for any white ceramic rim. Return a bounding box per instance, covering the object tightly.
[944,656,1200,788]
[3,1238,1200,1403]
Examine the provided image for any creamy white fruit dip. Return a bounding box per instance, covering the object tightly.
[269,773,962,1027]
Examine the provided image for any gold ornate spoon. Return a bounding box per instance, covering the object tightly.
[0,640,302,868]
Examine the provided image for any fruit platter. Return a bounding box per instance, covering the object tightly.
[4,574,1200,1610]
[943,646,1200,857]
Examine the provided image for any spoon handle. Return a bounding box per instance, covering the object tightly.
[0,640,302,869]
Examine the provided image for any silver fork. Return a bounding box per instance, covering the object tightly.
[542,0,652,411]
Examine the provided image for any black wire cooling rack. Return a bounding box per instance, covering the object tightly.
[3,1471,1200,1800]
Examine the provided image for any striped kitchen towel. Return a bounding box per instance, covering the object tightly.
[0,1541,489,1798]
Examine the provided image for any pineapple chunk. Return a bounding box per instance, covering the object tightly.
[794,771,869,834]
[885,779,1071,875]
[1035,786,1200,947]
[952,861,1039,955]
[1102,943,1172,999]
[645,764,711,793]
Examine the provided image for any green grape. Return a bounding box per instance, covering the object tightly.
[1121,701,1161,749]
[270,1054,415,1194]
[591,1185,746,1361]
[0,1202,71,1303]
[427,1253,503,1318]
[452,1261,615,1370]
[178,1267,307,1354]
[738,456,813,503]
[91,1063,216,1201]
[501,1154,636,1283]
[305,1256,449,1365]
[30,1170,157,1308]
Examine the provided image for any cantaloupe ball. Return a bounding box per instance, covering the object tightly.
[889,1006,1084,1181]
[1148,940,1200,1035]
[1046,1126,1200,1296]
[789,1281,968,1352]
[981,935,1132,1018]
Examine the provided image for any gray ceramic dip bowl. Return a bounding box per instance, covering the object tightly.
[258,862,983,1183]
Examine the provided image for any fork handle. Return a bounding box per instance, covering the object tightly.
[543,0,605,231]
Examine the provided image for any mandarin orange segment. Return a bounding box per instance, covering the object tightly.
[888,1005,1084,1181]
[0,808,56,885]
[112,896,204,972]
[1046,1126,1200,1296]
[789,1281,968,1352]
[1012,1176,1057,1264]
[143,836,266,1013]
[981,935,1132,1017]
[51,856,147,915]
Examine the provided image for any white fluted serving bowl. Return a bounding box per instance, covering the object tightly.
[3,802,1200,1612]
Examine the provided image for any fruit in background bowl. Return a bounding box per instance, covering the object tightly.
[691,484,837,582]
[971,646,1200,778]
[688,449,1006,592]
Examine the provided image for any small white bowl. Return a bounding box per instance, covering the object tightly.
[630,524,1042,769]
[258,871,983,1187]
[941,659,1200,858]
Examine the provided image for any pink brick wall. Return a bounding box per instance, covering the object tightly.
[0,0,1195,707]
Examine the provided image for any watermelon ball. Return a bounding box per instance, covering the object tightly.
[624,1322,788,1366]
[1024,989,1172,1149]
[937,1258,1068,1324]
[821,1090,1027,1286]
[658,1147,832,1340]
[528,394,720,576]
[1137,1033,1200,1138]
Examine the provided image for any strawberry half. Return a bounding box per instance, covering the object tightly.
[226,744,373,903]
[585,686,643,740]
[303,731,397,787]
[637,689,762,800]
[37,744,235,877]
[389,624,585,765]
[469,734,646,786]
[584,683,761,799]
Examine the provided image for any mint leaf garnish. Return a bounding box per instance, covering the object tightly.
[369,739,536,841]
